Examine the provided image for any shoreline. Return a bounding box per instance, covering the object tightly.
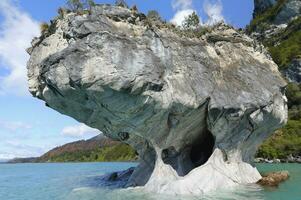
[3,160,301,164]
[4,160,139,164]
[255,156,301,164]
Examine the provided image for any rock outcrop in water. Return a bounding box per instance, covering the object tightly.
[257,170,289,187]
[27,5,287,195]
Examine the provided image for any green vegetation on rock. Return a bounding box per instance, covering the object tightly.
[257,120,301,159]
[147,10,161,21]
[269,32,301,70]
[286,83,301,109]
[182,11,200,30]
[67,0,84,12]
[40,22,49,34]
[257,82,301,159]
[250,0,301,159]
[248,1,301,70]
[247,0,288,33]
[115,0,128,8]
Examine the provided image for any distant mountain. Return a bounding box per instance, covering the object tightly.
[8,135,137,163]
[7,157,37,163]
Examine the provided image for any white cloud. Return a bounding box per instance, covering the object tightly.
[171,9,195,26]
[0,0,40,96]
[61,123,101,138]
[0,120,32,132]
[0,151,15,160]
[203,0,225,25]
[170,0,200,27]
[1,140,45,159]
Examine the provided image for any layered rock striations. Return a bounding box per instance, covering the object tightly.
[27,5,287,195]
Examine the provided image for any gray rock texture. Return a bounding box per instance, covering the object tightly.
[283,59,301,83]
[274,0,301,25]
[253,0,277,17]
[27,5,287,195]
[253,0,301,25]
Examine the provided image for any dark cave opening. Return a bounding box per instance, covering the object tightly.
[162,128,215,176]
[190,129,215,168]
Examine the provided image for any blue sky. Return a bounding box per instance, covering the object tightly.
[0,0,254,159]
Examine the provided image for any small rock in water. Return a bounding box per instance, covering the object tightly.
[99,167,136,188]
[257,171,289,187]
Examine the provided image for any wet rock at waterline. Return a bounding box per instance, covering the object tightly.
[27,4,287,195]
[99,167,135,188]
[258,171,290,187]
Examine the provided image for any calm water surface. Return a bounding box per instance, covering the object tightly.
[0,162,300,200]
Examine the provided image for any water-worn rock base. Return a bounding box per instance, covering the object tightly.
[143,148,261,195]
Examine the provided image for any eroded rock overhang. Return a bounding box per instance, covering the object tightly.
[27,4,288,195]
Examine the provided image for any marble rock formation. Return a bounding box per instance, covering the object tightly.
[27,5,287,195]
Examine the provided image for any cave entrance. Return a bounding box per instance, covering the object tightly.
[162,128,215,176]
[190,129,215,168]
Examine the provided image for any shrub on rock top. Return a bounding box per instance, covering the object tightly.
[147,10,161,21]
[182,11,200,30]
[115,0,128,8]
[67,0,84,12]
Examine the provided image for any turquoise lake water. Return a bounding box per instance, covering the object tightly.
[0,162,300,200]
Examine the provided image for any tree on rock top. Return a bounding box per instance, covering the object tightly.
[147,10,161,21]
[115,0,128,8]
[182,12,200,29]
[86,0,96,11]
[67,0,84,12]
[66,0,95,12]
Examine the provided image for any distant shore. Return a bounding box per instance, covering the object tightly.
[255,155,301,164]
[6,156,301,164]
[6,157,138,164]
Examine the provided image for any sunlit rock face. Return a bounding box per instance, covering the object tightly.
[27,5,287,195]
[253,0,301,24]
